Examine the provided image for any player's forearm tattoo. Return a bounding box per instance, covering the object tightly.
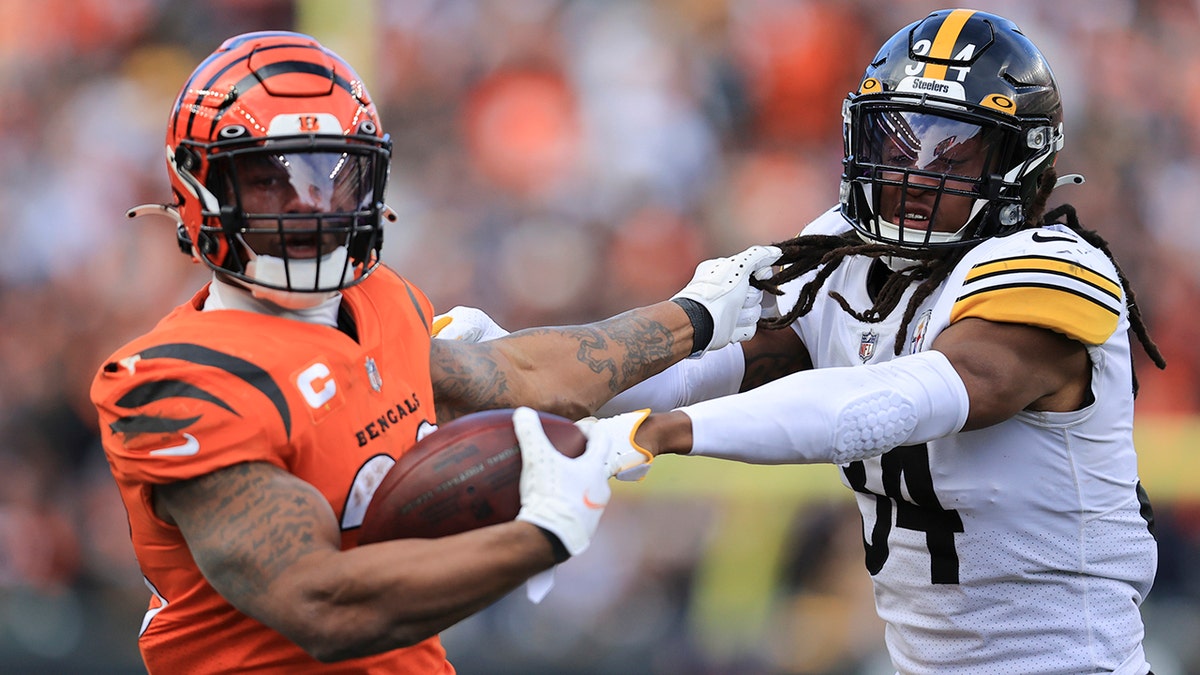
[430,341,513,421]
[430,313,680,420]
[162,463,330,609]
[573,315,677,394]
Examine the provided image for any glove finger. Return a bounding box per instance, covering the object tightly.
[512,407,552,455]
[760,245,784,265]
[722,246,777,288]
[431,306,510,342]
[741,287,764,310]
[690,259,720,283]
[430,315,454,337]
[732,325,755,343]
[740,302,762,324]
[574,416,598,438]
[614,464,652,482]
[761,291,781,319]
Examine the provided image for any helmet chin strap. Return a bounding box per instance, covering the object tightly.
[872,216,968,247]
[859,217,968,272]
[207,274,342,327]
[242,245,354,310]
[851,227,919,272]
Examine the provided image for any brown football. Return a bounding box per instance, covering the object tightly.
[357,408,586,544]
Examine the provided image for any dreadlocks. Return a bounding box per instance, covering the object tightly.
[752,167,1166,391]
[1039,201,1167,395]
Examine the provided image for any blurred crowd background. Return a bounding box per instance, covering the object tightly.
[1,0,1199,673]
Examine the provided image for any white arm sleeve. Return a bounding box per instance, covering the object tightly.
[596,343,745,416]
[683,350,969,465]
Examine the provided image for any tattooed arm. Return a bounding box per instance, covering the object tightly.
[429,244,782,421]
[583,318,814,418]
[156,461,560,661]
[431,302,694,422]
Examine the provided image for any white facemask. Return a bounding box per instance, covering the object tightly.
[243,245,354,310]
[871,216,967,247]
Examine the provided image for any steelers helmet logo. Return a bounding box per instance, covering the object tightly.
[981,93,1016,114]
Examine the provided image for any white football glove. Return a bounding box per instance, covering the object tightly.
[760,270,782,320]
[671,245,782,354]
[430,306,510,342]
[513,407,612,557]
[576,409,654,482]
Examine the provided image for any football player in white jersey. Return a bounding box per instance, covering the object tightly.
[435,8,1167,675]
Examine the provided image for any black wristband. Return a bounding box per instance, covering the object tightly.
[535,526,571,564]
[671,297,714,356]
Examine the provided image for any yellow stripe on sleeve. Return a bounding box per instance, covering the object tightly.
[964,257,1122,299]
[951,286,1120,345]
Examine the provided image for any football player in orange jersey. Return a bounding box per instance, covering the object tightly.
[92,31,779,674]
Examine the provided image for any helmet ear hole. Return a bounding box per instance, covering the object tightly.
[176,223,218,258]
[198,232,218,256]
[174,146,201,173]
[176,224,193,254]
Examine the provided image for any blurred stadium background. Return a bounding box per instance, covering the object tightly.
[1,0,1198,673]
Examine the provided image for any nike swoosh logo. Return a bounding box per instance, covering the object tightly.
[582,490,608,510]
[149,433,200,457]
[1031,232,1075,243]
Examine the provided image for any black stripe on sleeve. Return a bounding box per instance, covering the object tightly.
[955,281,1120,315]
[139,343,291,439]
[115,378,237,414]
[402,280,429,332]
[110,414,202,437]
[963,265,1121,302]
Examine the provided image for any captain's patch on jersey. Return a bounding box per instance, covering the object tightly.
[950,254,1122,344]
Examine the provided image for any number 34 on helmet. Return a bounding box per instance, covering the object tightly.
[840,9,1069,250]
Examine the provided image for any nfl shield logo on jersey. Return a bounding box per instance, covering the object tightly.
[365,356,383,392]
[858,330,878,363]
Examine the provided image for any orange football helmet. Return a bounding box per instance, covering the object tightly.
[154,31,392,306]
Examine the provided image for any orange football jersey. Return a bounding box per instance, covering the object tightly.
[91,267,453,674]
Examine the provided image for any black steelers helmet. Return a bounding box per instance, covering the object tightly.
[840,9,1064,248]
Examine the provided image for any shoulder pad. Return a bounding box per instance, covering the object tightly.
[949,228,1123,345]
[799,207,854,237]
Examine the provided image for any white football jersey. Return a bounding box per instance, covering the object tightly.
[790,210,1156,674]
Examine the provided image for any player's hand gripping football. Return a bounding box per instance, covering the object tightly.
[672,245,782,354]
[575,409,654,482]
[513,407,612,557]
[430,306,510,342]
